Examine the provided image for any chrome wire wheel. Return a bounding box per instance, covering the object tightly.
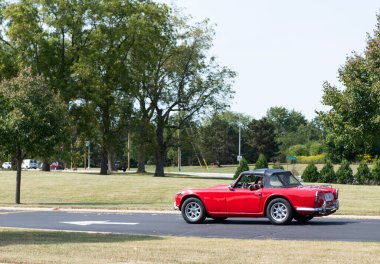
[270,202,288,221]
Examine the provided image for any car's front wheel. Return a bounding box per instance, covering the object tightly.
[266,198,294,225]
[181,197,206,224]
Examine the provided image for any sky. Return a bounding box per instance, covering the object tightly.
[158,0,380,120]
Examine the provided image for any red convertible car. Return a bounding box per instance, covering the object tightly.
[174,169,339,225]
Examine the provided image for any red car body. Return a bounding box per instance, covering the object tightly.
[174,169,339,225]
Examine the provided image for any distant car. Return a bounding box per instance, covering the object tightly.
[174,169,339,225]
[2,162,11,169]
[50,161,65,170]
[22,159,38,169]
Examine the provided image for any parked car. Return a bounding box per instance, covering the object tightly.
[50,161,65,170]
[174,169,339,225]
[2,162,11,169]
[21,159,38,169]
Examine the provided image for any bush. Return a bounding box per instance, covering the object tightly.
[355,161,371,185]
[296,154,326,164]
[309,142,324,155]
[302,162,319,182]
[371,158,380,185]
[255,153,268,169]
[288,144,309,156]
[319,160,336,183]
[234,157,249,179]
[336,160,353,184]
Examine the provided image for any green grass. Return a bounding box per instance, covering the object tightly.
[0,170,379,215]
[0,228,379,264]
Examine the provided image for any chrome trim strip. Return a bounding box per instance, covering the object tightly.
[173,202,179,210]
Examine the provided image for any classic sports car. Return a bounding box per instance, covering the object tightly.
[174,169,339,225]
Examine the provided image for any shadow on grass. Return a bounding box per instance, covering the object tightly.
[0,229,163,247]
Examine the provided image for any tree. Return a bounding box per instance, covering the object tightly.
[247,118,278,161]
[319,160,336,183]
[302,162,319,182]
[336,160,354,184]
[355,161,371,185]
[255,154,268,169]
[199,112,250,165]
[129,13,235,176]
[0,68,67,204]
[234,157,249,179]
[318,13,380,161]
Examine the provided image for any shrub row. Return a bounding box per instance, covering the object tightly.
[302,160,380,185]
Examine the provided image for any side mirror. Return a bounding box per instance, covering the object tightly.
[228,184,234,190]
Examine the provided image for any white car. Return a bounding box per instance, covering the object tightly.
[2,162,11,169]
[22,159,38,169]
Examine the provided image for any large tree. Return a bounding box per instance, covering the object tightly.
[318,13,380,161]
[0,68,67,204]
[129,14,236,176]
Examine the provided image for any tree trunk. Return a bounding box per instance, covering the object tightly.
[100,107,111,175]
[15,150,22,204]
[137,143,146,173]
[100,146,108,175]
[154,115,166,177]
[42,159,50,171]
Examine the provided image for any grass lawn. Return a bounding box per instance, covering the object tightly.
[0,170,379,215]
[0,228,379,264]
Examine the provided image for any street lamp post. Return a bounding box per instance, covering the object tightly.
[85,141,90,169]
[237,124,242,162]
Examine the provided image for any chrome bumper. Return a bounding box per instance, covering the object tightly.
[296,200,339,215]
[173,202,179,210]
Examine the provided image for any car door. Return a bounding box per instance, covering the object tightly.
[226,174,262,214]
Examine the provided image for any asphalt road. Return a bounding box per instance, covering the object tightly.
[0,209,379,242]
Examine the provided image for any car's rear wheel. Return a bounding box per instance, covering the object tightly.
[266,198,294,225]
[294,214,314,223]
[181,197,206,224]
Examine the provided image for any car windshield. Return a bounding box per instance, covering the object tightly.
[268,172,302,188]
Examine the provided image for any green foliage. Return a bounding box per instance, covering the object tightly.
[288,144,309,156]
[355,161,371,185]
[318,14,380,161]
[255,154,268,169]
[319,160,336,183]
[234,157,250,179]
[302,162,320,182]
[309,142,324,155]
[247,118,278,162]
[371,158,380,185]
[336,160,354,184]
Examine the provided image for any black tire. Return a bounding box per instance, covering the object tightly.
[294,214,314,223]
[181,197,206,224]
[266,198,294,225]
